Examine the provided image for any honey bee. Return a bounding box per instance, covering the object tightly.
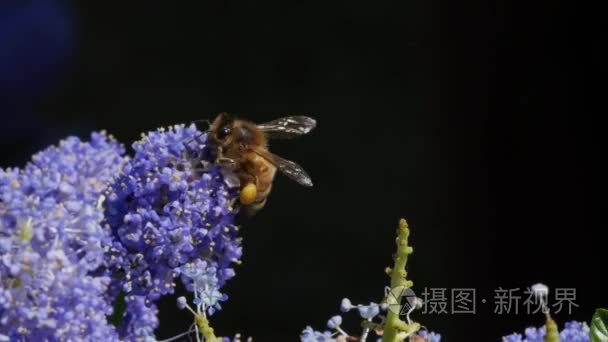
[205,113,315,215]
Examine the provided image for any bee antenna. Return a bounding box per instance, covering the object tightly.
[191,119,211,132]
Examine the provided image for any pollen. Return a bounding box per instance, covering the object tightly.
[18,218,34,242]
[239,182,257,205]
[10,179,20,189]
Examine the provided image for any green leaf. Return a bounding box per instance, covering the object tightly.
[591,308,608,342]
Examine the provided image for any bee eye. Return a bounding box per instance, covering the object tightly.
[217,126,232,140]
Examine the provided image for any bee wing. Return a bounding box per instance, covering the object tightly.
[249,146,313,187]
[257,116,316,139]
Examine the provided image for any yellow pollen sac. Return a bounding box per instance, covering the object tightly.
[239,183,257,205]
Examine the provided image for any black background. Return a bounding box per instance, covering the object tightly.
[1,1,598,341]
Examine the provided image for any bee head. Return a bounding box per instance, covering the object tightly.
[210,113,255,145]
[216,124,232,140]
[209,113,234,142]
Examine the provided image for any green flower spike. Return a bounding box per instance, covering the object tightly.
[196,314,219,342]
[529,283,560,342]
[382,218,420,342]
[545,318,560,342]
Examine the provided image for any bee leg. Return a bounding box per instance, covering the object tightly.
[242,197,266,216]
[239,183,257,205]
[217,157,237,170]
[237,171,259,206]
[190,157,236,180]
[241,173,263,215]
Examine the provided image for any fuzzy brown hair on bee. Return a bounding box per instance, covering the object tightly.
[205,113,315,215]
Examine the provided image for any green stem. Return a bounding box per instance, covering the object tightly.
[382,219,418,342]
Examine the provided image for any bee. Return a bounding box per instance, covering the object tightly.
[205,113,315,215]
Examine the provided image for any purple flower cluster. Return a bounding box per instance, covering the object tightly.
[300,326,441,342]
[503,321,590,342]
[300,326,335,342]
[117,295,159,341]
[1,125,242,341]
[102,125,241,339]
[302,297,440,342]
[417,329,442,342]
[1,132,126,341]
[178,259,229,315]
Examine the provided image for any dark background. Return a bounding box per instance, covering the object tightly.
[1,1,597,340]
